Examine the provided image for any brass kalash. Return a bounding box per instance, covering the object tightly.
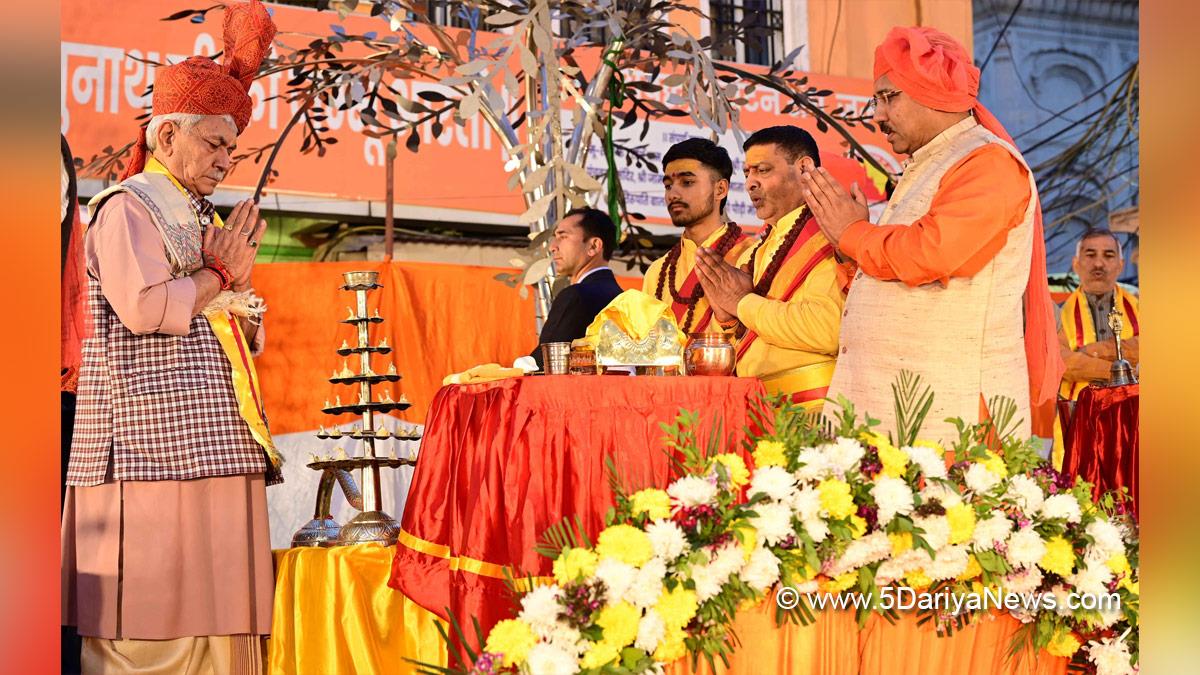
[1106,306,1137,386]
[291,271,422,547]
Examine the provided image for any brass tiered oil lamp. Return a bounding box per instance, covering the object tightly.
[291,270,421,547]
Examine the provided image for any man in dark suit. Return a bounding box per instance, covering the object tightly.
[525,208,624,369]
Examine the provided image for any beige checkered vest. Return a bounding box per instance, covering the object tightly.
[826,119,1036,446]
[66,173,277,486]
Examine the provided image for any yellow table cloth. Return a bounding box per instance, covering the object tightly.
[269,544,447,675]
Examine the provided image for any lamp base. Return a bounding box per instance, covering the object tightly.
[291,517,341,548]
[337,510,401,546]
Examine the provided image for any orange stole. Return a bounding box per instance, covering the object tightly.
[735,214,837,405]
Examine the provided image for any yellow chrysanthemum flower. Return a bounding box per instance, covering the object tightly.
[889,532,913,556]
[552,547,599,585]
[817,478,855,520]
[653,628,688,662]
[753,440,788,468]
[630,488,671,520]
[978,450,1009,479]
[849,515,867,539]
[655,587,699,630]
[912,439,945,456]
[958,554,983,582]
[736,524,759,561]
[597,602,640,648]
[711,453,750,487]
[596,524,654,567]
[1046,629,1082,657]
[906,569,932,590]
[1106,553,1137,593]
[945,503,977,545]
[580,639,621,670]
[1038,536,1076,578]
[483,619,537,667]
[878,443,909,478]
[818,571,859,593]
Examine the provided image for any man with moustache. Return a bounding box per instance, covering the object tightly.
[1057,229,1139,392]
[1053,229,1139,461]
[642,138,755,334]
[693,126,847,409]
[61,3,282,671]
[800,26,1063,448]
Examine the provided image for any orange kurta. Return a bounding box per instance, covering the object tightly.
[643,226,755,334]
[839,143,1031,286]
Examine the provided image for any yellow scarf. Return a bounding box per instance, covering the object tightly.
[144,158,280,467]
[1058,286,1140,400]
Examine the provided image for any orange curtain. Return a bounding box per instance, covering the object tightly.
[252,260,640,435]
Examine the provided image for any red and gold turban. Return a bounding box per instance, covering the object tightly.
[873,26,1065,435]
[123,0,276,179]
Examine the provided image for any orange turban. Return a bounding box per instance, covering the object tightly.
[874,26,1065,435]
[122,1,276,180]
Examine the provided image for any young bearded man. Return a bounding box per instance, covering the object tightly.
[642,138,754,334]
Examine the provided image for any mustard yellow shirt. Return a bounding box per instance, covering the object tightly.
[733,207,844,382]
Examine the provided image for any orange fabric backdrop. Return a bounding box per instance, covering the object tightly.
[252,260,639,435]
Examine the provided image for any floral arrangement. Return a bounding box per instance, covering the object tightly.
[429,377,1139,675]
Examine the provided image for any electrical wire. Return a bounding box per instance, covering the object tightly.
[979,0,1025,74]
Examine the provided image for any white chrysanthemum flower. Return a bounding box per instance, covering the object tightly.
[668,475,718,507]
[1001,565,1044,595]
[791,486,821,521]
[825,437,866,476]
[1039,493,1083,523]
[742,547,782,591]
[1048,584,1075,618]
[518,584,563,635]
[634,609,666,653]
[751,502,795,546]
[971,514,1014,551]
[627,559,665,609]
[1006,527,1048,569]
[1068,563,1113,599]
[749,466,797,503]
[964,462,1004,494]
[901,444,946,479]
[527,642,578,675]
[831,532,892,576]
[710,543,744,580]
[1085,519,1125,560]
[802,517,829,544]
[875,549,932,585]
[1087,636,1135,675]
[913,514,951,550]
[646,519,689,562]
[920,482,962,509]
[1005,474,1045,514]
[594,558,636,603]
[545,623,585,655]
[927,545,970,580]
[794,447,830,482]
[690,561,724,602]
[871,476,915,526]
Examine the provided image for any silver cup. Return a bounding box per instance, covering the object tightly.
[542,342,571,375]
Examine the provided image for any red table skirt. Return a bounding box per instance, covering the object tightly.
[389,375,767,647]
[1062,383,1139,519]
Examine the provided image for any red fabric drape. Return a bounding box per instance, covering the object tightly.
[1062,384,1139,519]
[389,375,767,651]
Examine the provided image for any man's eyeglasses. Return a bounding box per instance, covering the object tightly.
[866,89,902,113]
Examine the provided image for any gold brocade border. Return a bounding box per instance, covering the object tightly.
[398,529,554,591]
